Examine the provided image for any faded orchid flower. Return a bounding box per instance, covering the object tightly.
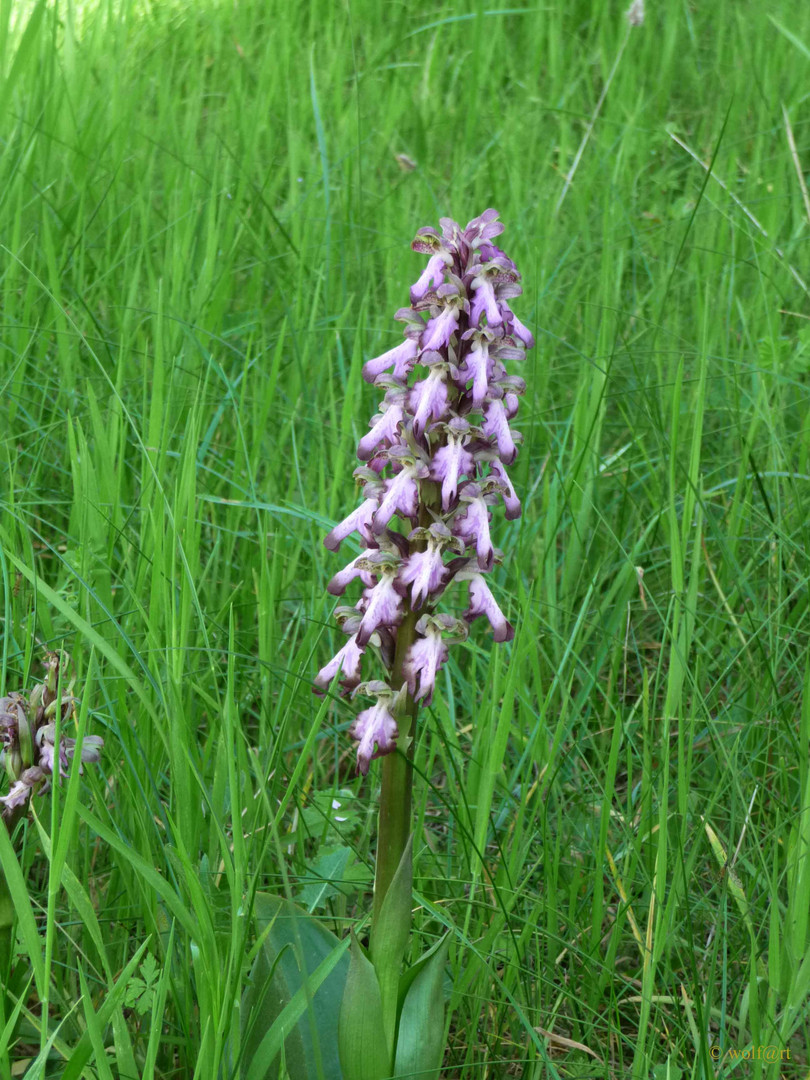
[0,653,104,826]
[316,209,533,776]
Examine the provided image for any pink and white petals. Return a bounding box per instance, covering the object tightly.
[371,462,428,533]
[362,337,419,385]
[403,631,447,705]
[409,367,449,437]
[315,635,365,694]
[460,571,515,642]
[357,400,406,461]
[350,682,406,775]
[324,497,379,551]
[488,460,522,520]
[422,305,460,352]
[453,488,495,571]
[430,436,475,511]
[410,252,452,303]
[356,572,405,647]
[482,398,519,464]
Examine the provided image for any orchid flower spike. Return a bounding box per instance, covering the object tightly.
[1,652,104,826]
[316,210,533,772]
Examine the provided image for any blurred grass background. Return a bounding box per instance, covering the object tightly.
[1,0,810,1075]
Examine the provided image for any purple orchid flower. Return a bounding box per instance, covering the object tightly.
[315,634,365,692]
[357,398,406,462]
[351,682,405,775]
[404,628,447,705]
[371,460,428,534]
[362,337,419,384]
[459,329,494,407]
[422,305,460,352]
[455,566,515,642]
[430,423,475,510]
[452,484,495,571]
[325,497,379,551]
[356,568,405,646]
[410,365,450,437]
[398,524,460,610]
[482,398,519,464]
[410,252,451,303]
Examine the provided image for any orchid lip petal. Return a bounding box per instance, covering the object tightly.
[461,572,514,642]
[403,630,448,705]
[356,575,404,646]
[324,498,378,551]
[362,337,419,384]
[315,634,365,693]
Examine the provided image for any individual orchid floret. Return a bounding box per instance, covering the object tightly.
[506,309,535,348]
[409,359,450,437]
[420,278,468,351]
[328,552,374,596]
[458,328,495,407]
[0,768,43,815]
[402,614,465,705]
[487,459,522,520]
[350,681,405,775]
[399,523,463,610]
[462,208,505,249]
[470,274,501,327]
[452,483,495,571]
[469,254,522,329]
[482,396,520,464]
[410,251,453,303]
[429,418,475,510]
[325,496,379,551]
[37,724,104,780]
[315,634,365,694]
[356,555,405,646]
[362,336,419,385]
[455,564,515,642]
[371,449,429,533]
[411,225,443,255]
[357,391,407,462]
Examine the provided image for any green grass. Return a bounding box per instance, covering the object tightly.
[1,0,810,1075]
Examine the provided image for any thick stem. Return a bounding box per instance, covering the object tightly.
[369,478,443,936]
[371,606,418,936]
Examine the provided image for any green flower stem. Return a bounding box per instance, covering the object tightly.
[370,483,440,942]
[371,604,418,940]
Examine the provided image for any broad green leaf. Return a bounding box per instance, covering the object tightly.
[369,835,413,1058]
[393,936,449,1080]
[338,932,391,1080]
[241,893,349,1080]
[297,846,352,912]
[396,933,448,1009]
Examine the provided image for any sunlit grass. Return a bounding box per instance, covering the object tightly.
[1,0,810,1076]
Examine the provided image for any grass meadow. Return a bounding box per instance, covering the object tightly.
[1,0,810,1076]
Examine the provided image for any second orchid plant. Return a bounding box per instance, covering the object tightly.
[317,209,532,1078]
